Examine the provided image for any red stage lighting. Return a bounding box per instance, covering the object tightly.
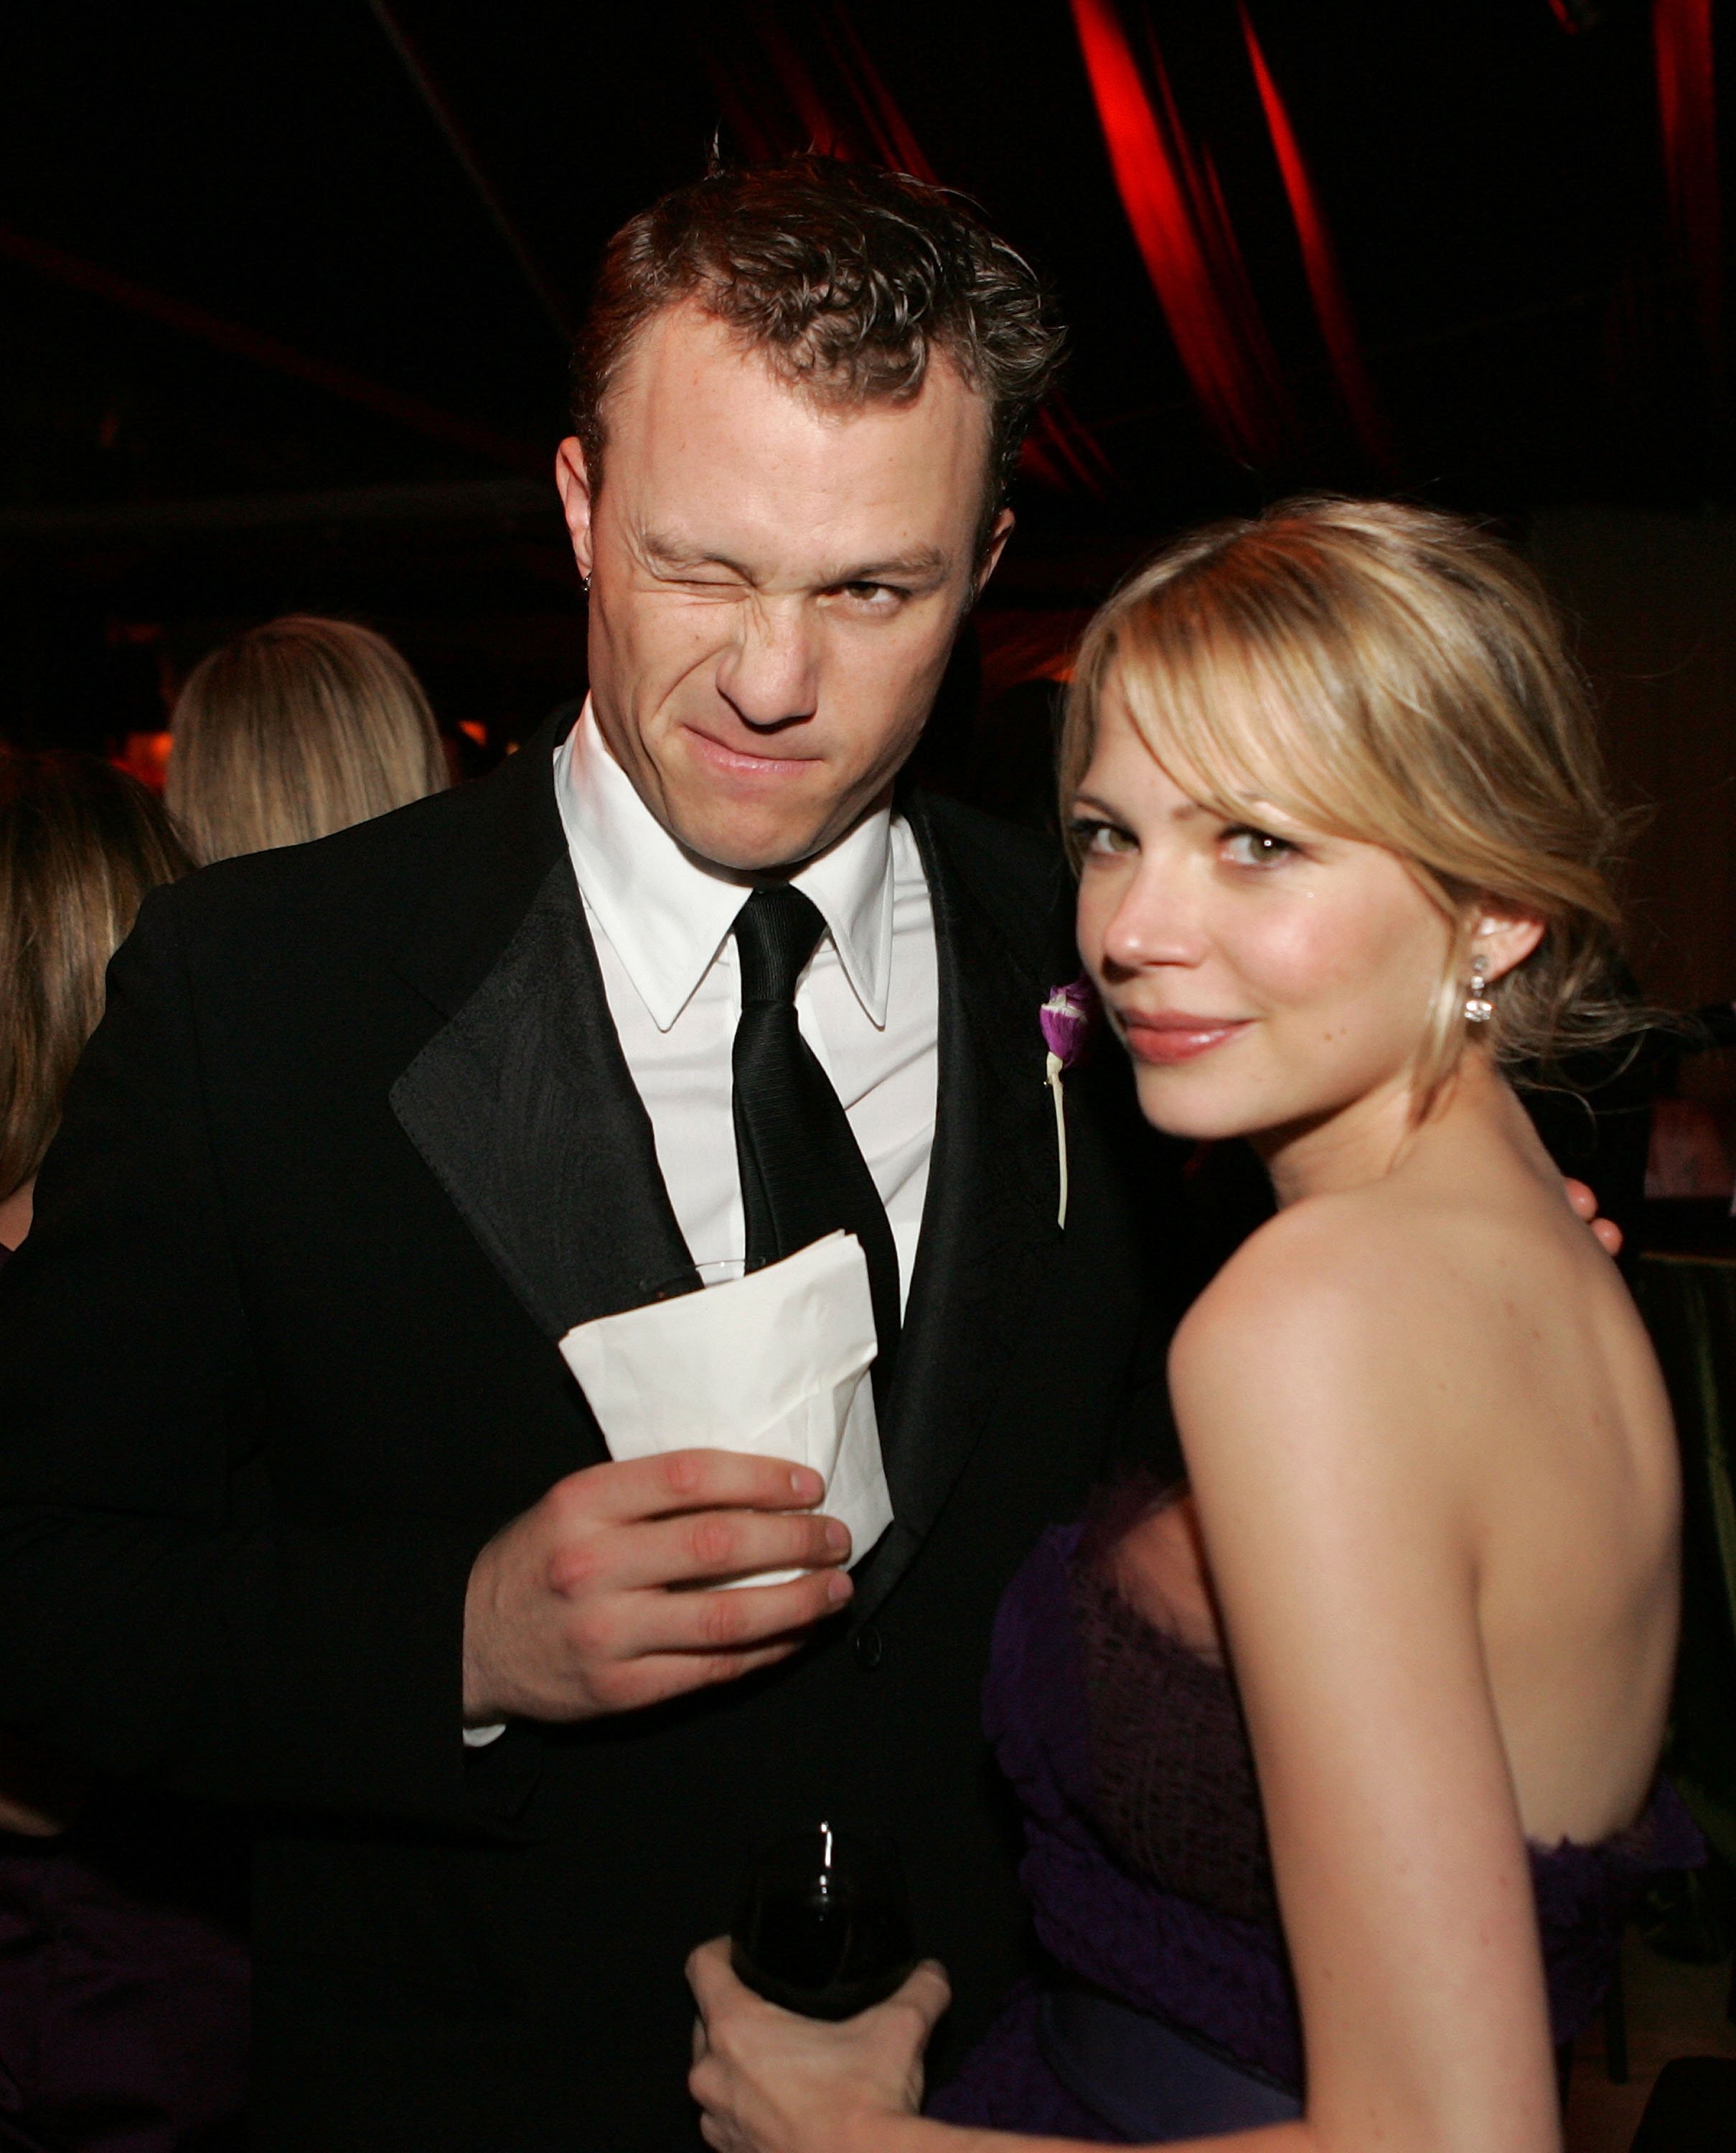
[1241,7,1389,464]
[1653,0,1721,367]
[1069,0,1286,461]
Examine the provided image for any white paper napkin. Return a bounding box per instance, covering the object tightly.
[557,1232,894,1585]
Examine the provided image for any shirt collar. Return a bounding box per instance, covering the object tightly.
[554,700,895,1033]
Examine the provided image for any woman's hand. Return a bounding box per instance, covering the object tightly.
[687,1937,949,2153]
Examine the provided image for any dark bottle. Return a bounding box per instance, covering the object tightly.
[730,1822,918,2020]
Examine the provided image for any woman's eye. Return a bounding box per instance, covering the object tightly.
[1069,817,1136,856]
[1221,826,1295,868]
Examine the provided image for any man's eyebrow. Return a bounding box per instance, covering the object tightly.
[822,545,949,583]
[640,531,752,576]
[639,532,951,586]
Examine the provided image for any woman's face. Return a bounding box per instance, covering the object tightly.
[1072,680,1457,1155]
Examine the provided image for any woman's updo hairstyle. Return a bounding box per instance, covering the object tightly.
[1061,496,1637,1094]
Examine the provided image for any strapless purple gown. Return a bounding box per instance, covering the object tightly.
[929,1507,1700,2144]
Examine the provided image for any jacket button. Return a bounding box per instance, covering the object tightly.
[853,1623,883,1669]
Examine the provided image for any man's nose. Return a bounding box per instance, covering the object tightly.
[715,599,820,731]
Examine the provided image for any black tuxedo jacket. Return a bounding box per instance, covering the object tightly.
[0,724,1178,2149]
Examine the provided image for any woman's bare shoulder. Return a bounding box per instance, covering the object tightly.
[1168,1181,1519,1472]
[1176,1184,1437,1362]
[1165,1193,1495,1632]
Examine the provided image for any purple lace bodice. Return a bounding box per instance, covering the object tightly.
[966,1518,1701,2099]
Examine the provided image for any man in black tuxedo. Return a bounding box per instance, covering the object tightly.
[0,160,1176,2147]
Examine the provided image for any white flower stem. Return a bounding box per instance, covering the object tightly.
[1046,1050,1069,1230]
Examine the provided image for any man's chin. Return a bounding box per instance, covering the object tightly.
[662,802,842,879]
[654,766,883,876]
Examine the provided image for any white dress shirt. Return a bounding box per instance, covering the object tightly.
[551,705,939,1311]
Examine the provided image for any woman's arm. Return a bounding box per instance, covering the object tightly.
[1168,1219,1562,2153]
[688,1942,1313,2153]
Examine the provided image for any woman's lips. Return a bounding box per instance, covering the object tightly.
[1117,1012,1252,1066]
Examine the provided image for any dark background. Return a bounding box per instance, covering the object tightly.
[0,0,1731,1024]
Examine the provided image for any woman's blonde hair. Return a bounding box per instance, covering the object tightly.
[1061,497,1638,1094]
[0,751,192,1201]
[166,615,446,864]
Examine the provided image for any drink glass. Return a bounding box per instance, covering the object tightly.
[729,1821,917,2020]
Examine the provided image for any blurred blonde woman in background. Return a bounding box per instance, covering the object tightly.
[166,614,446,864]
[0,749,246,2152]
[0,750,189,1254]
[0,619,441,2144]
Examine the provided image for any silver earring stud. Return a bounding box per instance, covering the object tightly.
[1464,954,1493,1024]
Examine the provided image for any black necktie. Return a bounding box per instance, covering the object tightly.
[731,884,901,1404]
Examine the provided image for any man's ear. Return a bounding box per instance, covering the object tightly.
[973,507,1015,604]
[554,437,596,581]
[1472,904,1547,983]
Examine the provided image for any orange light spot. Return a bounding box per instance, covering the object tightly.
[111,731,172,792]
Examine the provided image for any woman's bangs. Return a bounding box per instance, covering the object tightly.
[1114,613,1364,840]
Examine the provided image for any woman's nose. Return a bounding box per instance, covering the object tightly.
[1099,861,1205,975]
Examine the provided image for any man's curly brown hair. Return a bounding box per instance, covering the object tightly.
[570,156,1065,556]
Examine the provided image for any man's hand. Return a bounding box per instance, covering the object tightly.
[1564,1176,1622,1258]
[462,1451,853,1725]
[688,1936,947,2153]
[0,1729,91,1837]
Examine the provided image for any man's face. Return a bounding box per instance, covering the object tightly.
[556,302,1010,873]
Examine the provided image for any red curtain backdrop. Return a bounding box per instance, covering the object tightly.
[1239,8,1387,464]
[1653,0,1721,370]
[1069,0,1287,461]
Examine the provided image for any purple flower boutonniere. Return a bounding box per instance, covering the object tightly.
[1040,976,1097,1229]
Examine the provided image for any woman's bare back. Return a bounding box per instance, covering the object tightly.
[1121,1072,1679,1849]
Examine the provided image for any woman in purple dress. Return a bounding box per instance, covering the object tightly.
[688,500,1690,2152]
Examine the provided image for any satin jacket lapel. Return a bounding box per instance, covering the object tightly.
[388,735,700,1352]
[853,799,1061,1619]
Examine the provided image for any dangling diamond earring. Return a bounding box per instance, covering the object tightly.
[1464,954,1493,1024]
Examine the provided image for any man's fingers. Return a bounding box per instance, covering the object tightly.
[593,1568,851,1683]
[576,1506,851,1595]
[1562,1176,1623,1255]
[555,1450,826,1529]
[1563,1176,1597,1222]
[593,1637,806,1715]
[469,1455,851,1725]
